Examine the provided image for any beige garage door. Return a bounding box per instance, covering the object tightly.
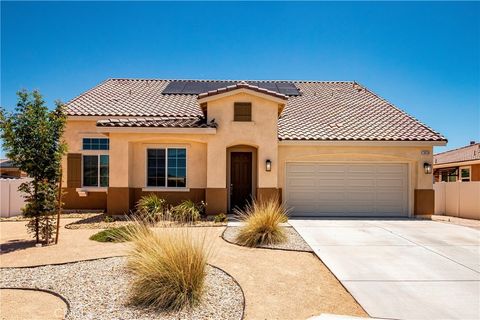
[286,163,408,217]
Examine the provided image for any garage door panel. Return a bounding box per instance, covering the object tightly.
[348,191,376,201]
[348,179,376,187]
[347,167,376,174]
[286,163,408,217]
[288,178,315,187]
[376,191,405,201]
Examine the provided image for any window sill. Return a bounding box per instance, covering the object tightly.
[142,187,190,192]
[76,187,108,193]
[231,121,255,124]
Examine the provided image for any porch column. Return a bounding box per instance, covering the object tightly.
[107,134,133,215]
[205,142,227,214]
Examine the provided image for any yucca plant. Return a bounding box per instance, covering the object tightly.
[170,200,205,223]
[135,194,166,223]
[235,197,288,247]
[124,222,211,311]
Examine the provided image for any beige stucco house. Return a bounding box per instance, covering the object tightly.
[62,79,446,217]
[433,142,480,182]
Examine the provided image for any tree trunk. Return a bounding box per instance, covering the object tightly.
[35,217,39,243]
[34,181,39,243]
[55,169,62,244]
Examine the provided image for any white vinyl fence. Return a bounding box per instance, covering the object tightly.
[434,181,480,220]
[0,178,31,218]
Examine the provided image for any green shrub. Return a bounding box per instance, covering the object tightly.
[135,194,166,223]
[171,200,205,223]
[235,197,288,247]
[126,223,211,310]
[213,213,227,223]
[103,215,115,223]
[89,226,133,242]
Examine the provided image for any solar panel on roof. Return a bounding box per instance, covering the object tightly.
[162,81,186,94]
[162,80,300,96]
[254,82,278,92]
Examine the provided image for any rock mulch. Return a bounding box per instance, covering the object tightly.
[0,212,100,222]
[222,226,313,252]
[66,213,227,229]
[0,257,244,320]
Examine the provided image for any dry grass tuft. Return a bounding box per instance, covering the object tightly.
[123,222,212,311]
[235,197,289,247]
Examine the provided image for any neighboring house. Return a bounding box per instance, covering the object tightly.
[62,79,446,217]
[433,142,480,182]
[0,159,25,178]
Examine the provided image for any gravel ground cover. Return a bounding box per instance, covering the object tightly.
[0,257,244,320]
[222,226,313,252]
[0,212,100,222]
[66,214,227,229]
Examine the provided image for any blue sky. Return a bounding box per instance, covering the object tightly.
[1,1,479,157]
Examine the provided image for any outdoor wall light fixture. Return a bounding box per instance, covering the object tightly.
[424,162,432,174]
[266,159,272,172]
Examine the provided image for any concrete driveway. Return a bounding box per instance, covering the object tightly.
[290,219,480,320]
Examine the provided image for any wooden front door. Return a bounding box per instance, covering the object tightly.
[230,152,253,211]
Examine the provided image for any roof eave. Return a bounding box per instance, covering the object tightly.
[278,140,447,147]
[197,87,288,104]
[96,127,217,134]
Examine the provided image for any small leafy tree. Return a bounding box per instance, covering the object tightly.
[0,90,67,244]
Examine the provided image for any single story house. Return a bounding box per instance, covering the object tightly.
[62,79,446,217]
[433,142,480,182]
[0,159,26,179]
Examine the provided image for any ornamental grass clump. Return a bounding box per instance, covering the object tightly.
[170,200,205,223]
[125,222,212,311]
[235,197,289,247]
[135,194,166,223]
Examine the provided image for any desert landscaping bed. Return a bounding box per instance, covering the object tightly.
[65,213,227,229]
[222,226,313,252]
[0,257,244,320]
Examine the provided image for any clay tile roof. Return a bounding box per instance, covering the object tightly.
[97,117,217,128]
[66,79,446,142]
[197,81,288,100]
[434,143,480,165]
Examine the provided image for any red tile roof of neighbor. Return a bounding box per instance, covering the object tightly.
[434,143,480,165]
[66,79,446,142]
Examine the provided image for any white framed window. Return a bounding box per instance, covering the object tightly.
[81,137,109,188]
[146,147,187,188]
[460,166,471,182]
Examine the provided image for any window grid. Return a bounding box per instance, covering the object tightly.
[83,138,109,150]
[147,148,187,188]
[83,155,109,187]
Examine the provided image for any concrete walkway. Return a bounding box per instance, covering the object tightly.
[290,218,480,320]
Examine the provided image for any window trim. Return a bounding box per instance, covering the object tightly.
[459,166,471,182]
[144,146,188,190]
[234,102,252,122]
[81,154,109,188]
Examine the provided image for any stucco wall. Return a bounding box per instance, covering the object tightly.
[278,144,434,216]
[62,120,107,186]
[205,92,280,189]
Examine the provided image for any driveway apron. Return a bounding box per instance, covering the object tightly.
[290,219,480,320]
